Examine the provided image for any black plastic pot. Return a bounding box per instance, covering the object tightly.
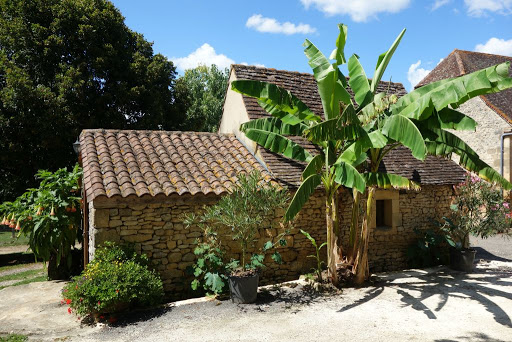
[449,247,476,272]
[228,273,259,304]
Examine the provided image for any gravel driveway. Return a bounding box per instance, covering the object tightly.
[1,237,511,342]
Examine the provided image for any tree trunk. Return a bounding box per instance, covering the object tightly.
[348,188,360,264]
[353,187,375,285]
[326,191,341,286]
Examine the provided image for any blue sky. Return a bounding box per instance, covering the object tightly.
[111,0,512,90]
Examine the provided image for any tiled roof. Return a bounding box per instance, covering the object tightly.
[233,65,466,187]
[80,129,269,202]
[415,49,512,123]
[233,64,408,120]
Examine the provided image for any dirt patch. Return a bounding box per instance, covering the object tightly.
[2,262,509,342]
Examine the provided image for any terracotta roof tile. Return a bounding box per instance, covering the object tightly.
[233,64,466,187]
[80,130,270,202]
[415,49,512,123]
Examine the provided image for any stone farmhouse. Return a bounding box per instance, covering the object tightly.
[79,64,466,297]
[416,49,512,182]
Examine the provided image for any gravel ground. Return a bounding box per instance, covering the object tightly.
[0,238,511,342]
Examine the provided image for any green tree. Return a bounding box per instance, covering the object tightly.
[0,0,187,202]
[178,65,229,132]
[231,24,512,286]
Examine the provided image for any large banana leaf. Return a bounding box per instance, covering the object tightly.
[284,174,322,221]
[303,38,351,119]
[329,23,348,65]
[339,103,361,125]
[391,62,512,121]
[364,172,420,190]
[370,29,406,94]
[231,80,321,125]
[348,54,371,107]
[244,128,313,162]
[422,108,477,131]
[424,128,512,189]
[382,114,426,160]
[302,154,324,180]
[240,117,308,136]
[334,162,366,193]
[304,120,371,144]
[337,131,388,164]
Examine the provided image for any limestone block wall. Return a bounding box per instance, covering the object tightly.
[451,97,512,180]
[88,185,454,298]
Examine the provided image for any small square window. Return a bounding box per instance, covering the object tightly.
[376,199,392,229]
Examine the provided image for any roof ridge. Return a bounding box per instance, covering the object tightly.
[231,63,407,87]
[454,49,512,60]
[80,128,235,137]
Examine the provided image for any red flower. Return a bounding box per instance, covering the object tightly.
[115,289,119,293]
[75,285,78,289]
[98,301,101,306]
[66,299,72,305]
[68,308,72,314]
[99,315,105,320]
[80,298,83,302]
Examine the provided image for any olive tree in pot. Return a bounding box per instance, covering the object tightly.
[185,170,289,303]
[436,173,511,272]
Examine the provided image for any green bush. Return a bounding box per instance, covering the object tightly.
[407,228,451,268]
[62,242,163,317]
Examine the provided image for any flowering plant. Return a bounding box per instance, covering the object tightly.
[62,242,163,319]
[0,165,82,279]
[439,173,511,249]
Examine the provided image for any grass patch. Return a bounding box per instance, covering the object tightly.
[0,268,44,282]
[0,275,46,291]
[0,262,42,273]
[0,334,28,342]
[0,231,29,247]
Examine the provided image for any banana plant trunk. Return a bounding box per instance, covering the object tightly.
[326,190,341,285]
[348,189,361,264]
[353,187,376,285]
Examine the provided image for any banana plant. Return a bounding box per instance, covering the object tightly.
[232,24,365,285]
[342,41,512,285]
[232,23,512,286]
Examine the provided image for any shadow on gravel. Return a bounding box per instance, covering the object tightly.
[235,283,333,314]
[473,247,512,262]
[337,267,512,328]
[435,331,509,342]
[83,305,175,328]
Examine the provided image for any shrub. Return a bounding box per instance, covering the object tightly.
[62,242,163,318]
[440,174,511,249]
[407,228,451,268]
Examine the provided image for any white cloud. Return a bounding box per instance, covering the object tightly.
[464,0,512,16]
[240,62,266,68]
[300,0,411,22]
[431,0,451,11]
[407,60,431,90]
[172,44,264,72]
[475,37,512,56]
[246,14,316,35]
[172,44,235,71]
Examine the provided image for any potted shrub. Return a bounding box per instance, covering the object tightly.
[184,171,289,303]
[437,174,511,272]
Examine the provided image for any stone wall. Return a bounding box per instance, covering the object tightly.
[451,97,512,180]
[88,185,454,298]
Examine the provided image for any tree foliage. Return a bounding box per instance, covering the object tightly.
[0,0,187,201]
[178,65,229,132]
